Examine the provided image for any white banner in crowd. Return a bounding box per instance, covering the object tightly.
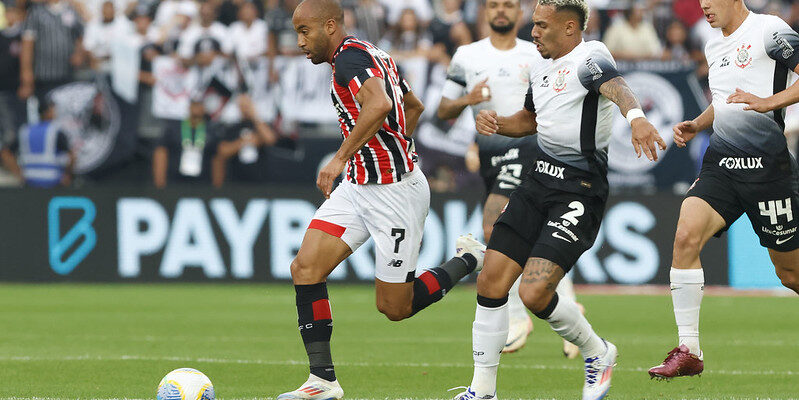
[278,56,338,124]
[152,56,192,120]
[111,36,141,104]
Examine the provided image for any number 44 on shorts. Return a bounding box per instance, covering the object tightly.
[759,198,793,225]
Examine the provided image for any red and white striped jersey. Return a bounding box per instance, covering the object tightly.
[330,36,416,184]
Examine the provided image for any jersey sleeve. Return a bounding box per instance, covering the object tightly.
[441,48,467,99]
[577,44,622,93]
[333,47,382,96]
[763,17,799,71]
[523,86,535,113]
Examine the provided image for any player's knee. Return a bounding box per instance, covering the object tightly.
[777,271,799,293]
[476,268,506,298]
[290,257,319,283]
[376,301,411,321]
[673,225,702,256]
[518,284,550,314]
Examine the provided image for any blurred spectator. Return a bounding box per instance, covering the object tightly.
[229,0,268,62]
[342,8,367,40]
[212,94,277,186]
[429,0,473,56]
[0,6,24,144]
[152,100,220,188]
[131,7,162,139]
[3,99,75,187]
[178,1,230,63]
[154,0,198,29]
[151,1,194,55]
[83,0,136,22]
[379,0,433,26]
[218,0,264,26]
[603,3,662,60]
[265,0,301,55]
[19,0,86,107]
[662,19,692,62]
[83,1,133,72]
[379,8,433,59]
[0,1,6,29]
[348,0,386,44]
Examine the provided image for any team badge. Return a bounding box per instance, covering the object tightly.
[553,68,569,93]
[735,43,752,68]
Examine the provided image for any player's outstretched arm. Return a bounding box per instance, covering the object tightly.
[403,90,425,137]
[599,76,666,161]
[475,109,536,137]
[317,77,392,198]
[437,78,491,120]
[674,105,714,148]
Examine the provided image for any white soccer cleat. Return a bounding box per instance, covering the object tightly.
[456,234,486,271]
[277,374,344,400]
[563,302,586,359]
[502,315,533,353]
[582,340,617,400]
[449,386,497,400]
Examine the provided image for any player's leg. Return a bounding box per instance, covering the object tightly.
[556,271,583,358]
[370,170,482,321]
[649,179,735,380]
[484,193,535,353]
[279,184,370,400]
[770,248,799,294]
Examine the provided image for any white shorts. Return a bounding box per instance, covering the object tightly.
[309,167,430,283]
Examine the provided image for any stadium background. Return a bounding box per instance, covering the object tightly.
[0,0,792,288]
[1,1,798,399]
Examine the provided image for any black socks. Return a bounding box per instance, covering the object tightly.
[295,282,336,382]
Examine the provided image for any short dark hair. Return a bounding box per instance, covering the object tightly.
[538,0,590,31]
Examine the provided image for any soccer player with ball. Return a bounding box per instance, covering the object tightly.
[649,0,799,380]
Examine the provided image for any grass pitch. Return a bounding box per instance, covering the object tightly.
[0,283,796,400]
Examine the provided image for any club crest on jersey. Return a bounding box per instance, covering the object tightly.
[735,44,753,68]
[553,68,569,93]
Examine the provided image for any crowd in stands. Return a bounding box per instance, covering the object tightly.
[0,0,797,190]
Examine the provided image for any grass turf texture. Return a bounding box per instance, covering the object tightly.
[0,284,796,400]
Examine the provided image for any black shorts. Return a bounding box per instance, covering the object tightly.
[687,165,799,252]
[478,140,538,198]
[487,176,607,272]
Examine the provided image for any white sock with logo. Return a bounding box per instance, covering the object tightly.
[556,273,577,302]
[507,277,528,322]
[471,299,508,397]
[545,295,605,358]
[670,267,704,355]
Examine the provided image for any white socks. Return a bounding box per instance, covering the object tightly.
[556,273,577,302]
[546,295,605,358]
[471,301,508,397]
[507,277,527,321]
[670,267,704,355]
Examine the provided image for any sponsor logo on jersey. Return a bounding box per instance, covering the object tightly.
[540,75,550,88]
[535,159,565,179]
[762,225,797,237]
[553,68,569,93]
[387,259,404,268]
[735,44,753,68]
[773,32,796,58]
[547,220,578,242]
[490,148,520,166]
[719,56,730,68]
[718,157,763,170]
[584,58,604,81]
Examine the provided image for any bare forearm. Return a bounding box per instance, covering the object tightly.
[20,39,34,84]
[693,105,714,132]
[437,96,470,120]
[599,76,641,116]
[152,147,167,188]
[403,91,424,136]
[766,81,799,111]
[496,110,537,137]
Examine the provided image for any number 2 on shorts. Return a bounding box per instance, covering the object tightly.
[391,228,405,253]
[561,201,585,225]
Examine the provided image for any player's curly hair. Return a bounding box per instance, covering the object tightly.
[537,0,590,31]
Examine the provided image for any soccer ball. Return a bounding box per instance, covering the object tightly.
[156,368,215,400]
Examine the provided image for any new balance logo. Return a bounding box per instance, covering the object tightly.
[535,160,565,179]
[387,259,404,268]
[718,157,763,170]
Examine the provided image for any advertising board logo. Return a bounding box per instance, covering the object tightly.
[48,197,97,275]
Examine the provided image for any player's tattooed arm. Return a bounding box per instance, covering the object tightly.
[599,77,666,161]
[598,76,640,117]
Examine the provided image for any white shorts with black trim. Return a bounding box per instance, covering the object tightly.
[308,167,430,283]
